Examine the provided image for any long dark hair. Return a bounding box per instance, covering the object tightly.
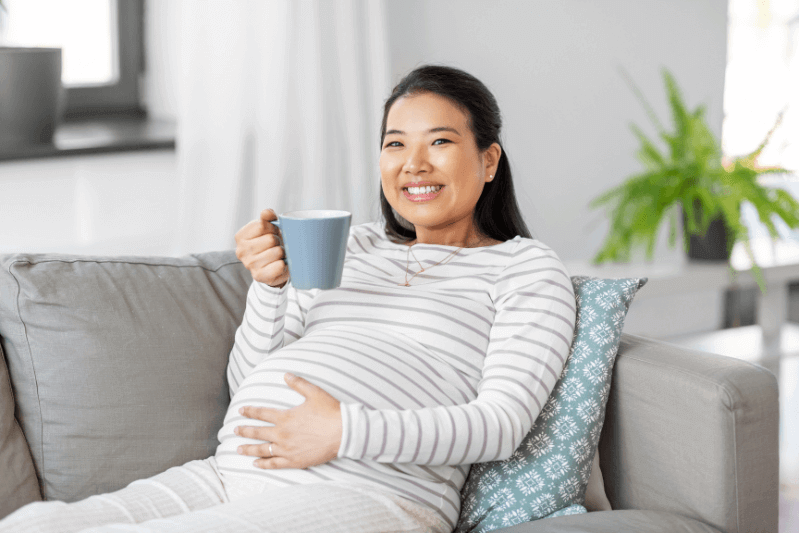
[379,64,532,243]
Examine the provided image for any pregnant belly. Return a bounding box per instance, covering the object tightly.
[215,326,470,467]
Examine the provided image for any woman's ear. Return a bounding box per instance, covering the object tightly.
[484,143,502,182]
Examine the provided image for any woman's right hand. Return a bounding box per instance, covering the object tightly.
[235,208,289,288]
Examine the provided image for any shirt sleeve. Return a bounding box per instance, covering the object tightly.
[336,241,577,465]
[225,281,311,397]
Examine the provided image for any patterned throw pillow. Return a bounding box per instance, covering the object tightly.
[455,276,648,533]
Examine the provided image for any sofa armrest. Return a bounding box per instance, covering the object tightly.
[494,510,723,532]
[598,333,779,533]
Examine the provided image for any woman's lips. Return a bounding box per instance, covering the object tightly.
[402,186,444,202]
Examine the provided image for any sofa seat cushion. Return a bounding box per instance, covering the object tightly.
[491,509,723,532]
[0,252,251,503]
[0,341,42,518]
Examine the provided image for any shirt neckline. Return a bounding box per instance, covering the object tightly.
[376,225,522,252]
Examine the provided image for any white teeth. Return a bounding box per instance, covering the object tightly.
[407,185,441,195]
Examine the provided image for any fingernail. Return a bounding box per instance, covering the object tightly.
[286,373,295,380]
[234,427,240,435]
[239,407,244,415]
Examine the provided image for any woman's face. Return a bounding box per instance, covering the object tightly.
[380,92,500,242]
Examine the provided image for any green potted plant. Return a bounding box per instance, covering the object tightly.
[589,69,798,294]
[0,0,63,149]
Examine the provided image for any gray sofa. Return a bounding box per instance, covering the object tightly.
[0,251,779,532]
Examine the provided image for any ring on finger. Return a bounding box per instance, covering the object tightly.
[269,442,274,457]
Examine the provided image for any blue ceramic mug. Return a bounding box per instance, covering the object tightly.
[271,210,351,290]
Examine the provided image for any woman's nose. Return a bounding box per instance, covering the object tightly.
[403,146,430,174]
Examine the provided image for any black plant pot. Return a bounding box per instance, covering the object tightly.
[0,47,62,148]
[681,199,732,261]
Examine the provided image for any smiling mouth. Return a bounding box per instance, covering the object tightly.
[402,184,444,202]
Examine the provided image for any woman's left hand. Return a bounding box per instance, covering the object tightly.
[235,373,342,469]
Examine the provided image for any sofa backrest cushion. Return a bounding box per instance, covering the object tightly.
[0,252,251,503]
[0,341,42,517]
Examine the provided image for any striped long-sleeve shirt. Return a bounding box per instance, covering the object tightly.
[215,221,577,529]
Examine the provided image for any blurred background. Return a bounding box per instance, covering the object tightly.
[0,0,797,530]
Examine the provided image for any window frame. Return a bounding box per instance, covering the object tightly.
[62,0,145,120]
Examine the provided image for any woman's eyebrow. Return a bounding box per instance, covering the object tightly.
[385,127,462,136]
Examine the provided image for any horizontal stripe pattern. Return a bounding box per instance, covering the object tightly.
[216,222,576,528]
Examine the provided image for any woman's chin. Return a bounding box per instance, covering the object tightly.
[397,213,442,230]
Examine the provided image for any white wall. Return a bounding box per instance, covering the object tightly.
[385,0,729,264]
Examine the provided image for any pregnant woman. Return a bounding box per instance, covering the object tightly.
[1,65,576,533]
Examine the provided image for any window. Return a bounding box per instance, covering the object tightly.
[723,0,798,243]
[0,0,144,119]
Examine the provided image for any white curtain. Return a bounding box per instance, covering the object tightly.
[175,0,390,253]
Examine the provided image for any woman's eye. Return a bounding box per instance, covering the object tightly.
[433,138,451,145]
[384,141,402,148]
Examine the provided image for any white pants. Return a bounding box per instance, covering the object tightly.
[0,458,450,533]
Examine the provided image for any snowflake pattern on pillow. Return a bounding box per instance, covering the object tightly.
[455,276,647,533]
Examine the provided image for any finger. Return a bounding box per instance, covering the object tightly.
[235,219,268,242]
[284,373,322,399]
[253,456,293,470]
[236,442,275,457]
[260,208,278,223]
[237,241,281,270]
[249,232,282,251]
[248,244,285,268]
[243,246,285,279]
[239,406,282,423]
[251,258,289,286]
[234,425,277,442]
[260,209,281,234]
[241,235,284,265]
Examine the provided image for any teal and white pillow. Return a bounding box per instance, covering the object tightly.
[455,276,648,533]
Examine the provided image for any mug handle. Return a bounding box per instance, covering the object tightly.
[269,218,285,254]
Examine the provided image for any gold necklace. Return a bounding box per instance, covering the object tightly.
[399,244,463,287]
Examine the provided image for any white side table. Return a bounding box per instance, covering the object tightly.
[729,238,799,362]
[564,237,799,361]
